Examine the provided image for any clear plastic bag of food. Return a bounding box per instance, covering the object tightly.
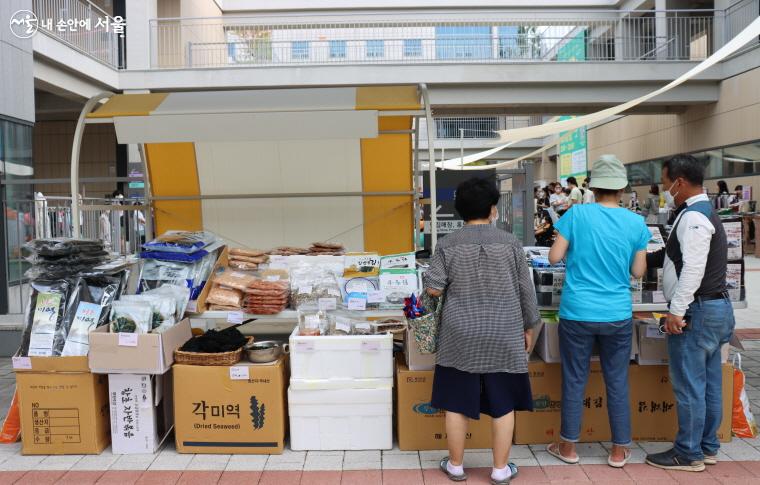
[142,284,191,321]
[327,313,354,336]
[214,269,257,291]
[207,286,243,308]
[291,265,342,310]
[110,301,153,333]
[298,310,327,336]
[118,294,176,329]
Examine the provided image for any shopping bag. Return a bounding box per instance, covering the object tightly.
[408,292,443,355]
[732,354,758,438]
[0,388,21,443]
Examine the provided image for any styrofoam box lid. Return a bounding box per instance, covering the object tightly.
[289,377,393,391]
[287,386,391,405]
[289,327,393,350]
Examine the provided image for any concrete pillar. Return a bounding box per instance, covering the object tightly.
[655,0,668,60]
[615,20,632,60]
[126,0,158,70]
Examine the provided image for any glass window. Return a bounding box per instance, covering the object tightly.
[329,40,347,58]
[435,26,491,60]
[692,150,723,179]
[366,40,384,58]
[626,161,654,186]
[723,142,760,177]
[403,39,422,57]
[291,41,309,60]
[498,26,519,59]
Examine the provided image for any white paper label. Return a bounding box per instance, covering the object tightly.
[227,311,244,324]
[11,356,32,370]
[295,341,315,352]
[318,298,337,311]
[298,286,313,295]
[229,366,250,380]
[28,334,55,356]
[347,297,367,311]
[367,290,384,304]
[186,300,198,313]
[335,317,352,334]
[652,291,667,304]
[645,326,666,339]
[361,341,380,352]
[327,288,341,297]
[266,275,281,281]
[118,332,139,347]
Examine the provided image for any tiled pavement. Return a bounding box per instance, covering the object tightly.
[0,257,756,483]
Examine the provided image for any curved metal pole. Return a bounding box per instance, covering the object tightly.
[70,91,115,238]
[419,83,437,250]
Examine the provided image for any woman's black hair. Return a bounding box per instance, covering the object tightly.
[650,183,659,196]
[717,180,729,194]
[454,177,500,221]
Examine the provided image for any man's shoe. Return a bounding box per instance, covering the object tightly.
[645,448,705,472]
[703,453,718,466]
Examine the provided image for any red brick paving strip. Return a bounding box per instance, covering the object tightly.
[6,463,760,484]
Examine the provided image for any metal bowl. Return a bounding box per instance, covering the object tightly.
[244,340,286,363]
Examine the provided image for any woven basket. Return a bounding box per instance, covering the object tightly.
[174,337,252,366]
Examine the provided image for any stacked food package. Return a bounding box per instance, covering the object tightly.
[307,242,346,256]
[228,248,269,271]
[206,266,291,314]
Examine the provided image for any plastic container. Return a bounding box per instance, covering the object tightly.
[288,386,392,450]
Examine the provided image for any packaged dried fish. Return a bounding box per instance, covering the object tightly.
[207,286,243,308]
[214,269,257,291]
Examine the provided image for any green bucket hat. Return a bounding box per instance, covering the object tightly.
[589,154,629,191]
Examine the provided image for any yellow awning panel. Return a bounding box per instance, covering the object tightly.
[356,86,421,111]
[87,93,169,118]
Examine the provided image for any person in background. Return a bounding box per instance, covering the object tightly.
[645,155,734,472]
[567,177,584,207]
[641,184,660,223]
[537,187,552,209]
[716,180,730,196]
[628,191,641,213]
[546,155,650,469]
[424,177,540,485]
[550,184,569,215]
[582,178,596,204]
[535,212,555,247]
[730,185,744,210]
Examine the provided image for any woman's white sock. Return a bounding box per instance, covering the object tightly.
[446,460,464,476]
[491,465,512,481]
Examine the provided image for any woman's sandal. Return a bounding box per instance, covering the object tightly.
[607,449,632,468]
[546,442,580,464]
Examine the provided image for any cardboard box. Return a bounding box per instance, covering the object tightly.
[404,329,436,371]
[515,361,611,444]
[88,318,192,374]
[109,371,174,454]
[14,356,110,455]
[173,358,287,454]
[190,245,228,313]
[396,360,492,450]
[629,363,733,442]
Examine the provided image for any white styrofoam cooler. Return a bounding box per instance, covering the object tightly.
[288,386,393,451]
[288,327,393,381]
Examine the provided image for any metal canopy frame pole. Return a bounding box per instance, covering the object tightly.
[420,83,437,250]
[412,116,421,251]
[70,91,115,238]
[137,143,154,242]
[495,161,536,246]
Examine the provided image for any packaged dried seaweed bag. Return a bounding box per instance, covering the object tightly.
[110,301,153,334]
[61,301,103,356]
[20,280,69,357]
[119,295,176,329]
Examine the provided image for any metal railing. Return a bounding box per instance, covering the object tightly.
[430,115,543,139]
[32,0,125,68]
[150,11,716,69]
[726,0,760,51]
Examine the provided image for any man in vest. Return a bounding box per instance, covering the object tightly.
[645,154,735,472]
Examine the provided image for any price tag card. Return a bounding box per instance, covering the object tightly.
[229,366,250,380]
[335,319,352,334]
[118,333,139,347]
[11,356,31,370]
[298,286,313,295]
[367,290,384,304]
[295,341,315,352]
[361,341,380,352]
[227,311,244,324]
[318,298,337,311]
[347,297,367,311]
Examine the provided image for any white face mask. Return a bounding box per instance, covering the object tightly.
[664,180,679,208]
